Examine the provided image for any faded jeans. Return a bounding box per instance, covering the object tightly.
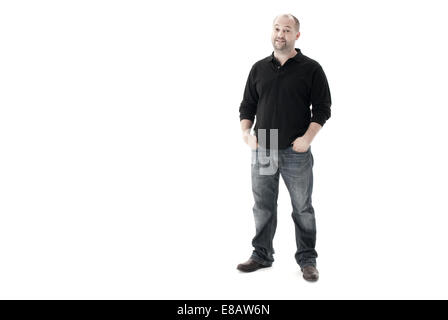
[249,145,317,269]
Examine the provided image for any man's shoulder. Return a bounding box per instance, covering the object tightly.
[251,55,272,69]
[299,53,324,70]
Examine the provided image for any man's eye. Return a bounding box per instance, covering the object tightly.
[286,30,290,32]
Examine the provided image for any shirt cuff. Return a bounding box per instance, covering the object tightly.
[240,114,255,122]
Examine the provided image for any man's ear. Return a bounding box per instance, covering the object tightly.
[296,32,301,40]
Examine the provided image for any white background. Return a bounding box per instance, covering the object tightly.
[1,0,448,299]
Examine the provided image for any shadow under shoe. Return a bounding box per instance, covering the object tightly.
[237,259,271,273]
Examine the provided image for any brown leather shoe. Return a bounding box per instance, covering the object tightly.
[237,259,271,272]
[301,265,319,282]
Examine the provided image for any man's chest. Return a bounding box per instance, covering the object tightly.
[254,66,312,98]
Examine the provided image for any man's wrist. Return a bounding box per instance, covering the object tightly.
[301,134,312,145]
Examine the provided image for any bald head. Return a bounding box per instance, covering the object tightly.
[273,13,300,32]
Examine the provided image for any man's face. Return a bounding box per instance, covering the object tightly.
[271,16,300,52]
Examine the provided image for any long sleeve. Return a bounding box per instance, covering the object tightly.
[310,65,332,126]
[239,66,259,122]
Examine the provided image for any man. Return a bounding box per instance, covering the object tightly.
[237,14,332,282]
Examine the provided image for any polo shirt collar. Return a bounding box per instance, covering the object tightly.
[270,48,303,63]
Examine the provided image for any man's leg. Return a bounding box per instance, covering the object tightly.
[249,148,280,267]
[280,146,318,269]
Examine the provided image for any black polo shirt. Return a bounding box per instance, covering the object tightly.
[239,48,332,149]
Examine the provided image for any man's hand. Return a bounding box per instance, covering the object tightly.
[291,136,310,153]
[242,129,258,150]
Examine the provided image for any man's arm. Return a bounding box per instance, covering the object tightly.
[292,64,331,152]
[292,122,322,152]
[241,119,258,149]
[303,122,322,144]
[239,66,259,149]
[309,65,332,127]
[241,119,253,135]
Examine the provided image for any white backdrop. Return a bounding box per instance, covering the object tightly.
[1,0,448,299]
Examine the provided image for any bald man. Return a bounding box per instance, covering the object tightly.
[238,14,332,282]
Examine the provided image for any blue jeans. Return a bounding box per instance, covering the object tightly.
[249,145,317,269]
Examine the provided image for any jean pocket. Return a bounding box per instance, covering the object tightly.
[291,146,308,154]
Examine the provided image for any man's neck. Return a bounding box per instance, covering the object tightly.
[274,49,297,66]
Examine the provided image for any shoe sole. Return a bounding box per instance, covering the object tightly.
[303,277,319,282]
[237,265,271,273]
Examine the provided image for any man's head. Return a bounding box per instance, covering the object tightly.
[271,14,300,52]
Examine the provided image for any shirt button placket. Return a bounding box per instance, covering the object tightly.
[274,64,281,134]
